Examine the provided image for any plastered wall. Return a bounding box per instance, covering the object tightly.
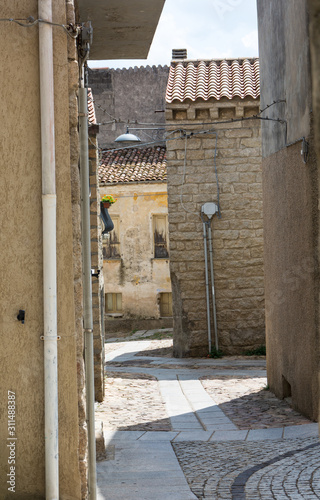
[100,183,172,320]
[257,0,319,420]
[0,1,83,498]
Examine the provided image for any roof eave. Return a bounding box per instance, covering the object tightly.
[76,0,166,60]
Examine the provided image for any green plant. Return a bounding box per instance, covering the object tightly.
[244,345,266,356]
[101,194,117,204]
[208,346,224,358]
[263,384,270,391]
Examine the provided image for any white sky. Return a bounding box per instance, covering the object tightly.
[88,0,259,70]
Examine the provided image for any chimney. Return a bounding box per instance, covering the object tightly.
[172,48,187,60]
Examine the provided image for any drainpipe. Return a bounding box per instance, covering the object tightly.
[201,203,219,354]
[202,219,212,353]
[38,0,59,498]
[207,223,219,351]
[79,72,97,499]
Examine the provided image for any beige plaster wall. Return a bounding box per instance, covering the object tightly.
[166,97,265,356]
[257,0,319,421]
[101,183,171,319]
[0,1,82,498]
[262,141,319,421]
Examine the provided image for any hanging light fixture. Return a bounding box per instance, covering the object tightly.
[115,127,141,143]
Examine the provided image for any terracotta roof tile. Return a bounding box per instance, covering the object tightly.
[166,58,260,103]
[99,146,167,184]
[88,89,96,124]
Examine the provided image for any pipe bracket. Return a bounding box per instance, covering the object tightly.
[40,335,61,341]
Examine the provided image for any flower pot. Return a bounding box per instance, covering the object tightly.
[102,202,111,208]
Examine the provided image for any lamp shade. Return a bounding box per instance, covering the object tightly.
[115,128,141,143]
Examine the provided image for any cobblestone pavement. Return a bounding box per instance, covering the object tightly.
[173,437,320,499]
[97,331,320,500]
[96,371,172,431]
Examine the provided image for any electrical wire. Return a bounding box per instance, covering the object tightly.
[92,95,287,129]
[99,114,286,130]
[258,99,286,115]
[99,114,286,154]
[0,17,79,38]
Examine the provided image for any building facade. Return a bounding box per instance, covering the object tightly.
[88,65,170,150]
[165,58,265,356]
[257,0,319,420]
[99,146,172,330]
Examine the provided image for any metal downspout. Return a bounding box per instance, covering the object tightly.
[207,223,219,351]
[202,221,212,353]
[79,78,97,500]
[38,0,59,497]
[201,203,219,354]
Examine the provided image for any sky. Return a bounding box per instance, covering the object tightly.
[88,0,259,70]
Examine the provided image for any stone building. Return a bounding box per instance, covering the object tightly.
[88,65,170,149]
[0,0,165,498]
[165,58,264,357]
[257,0,319,421]
[88,90,105,403]
[99,146,172,331]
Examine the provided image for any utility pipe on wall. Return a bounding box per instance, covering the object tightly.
[207,223,219,351]
[38,0,59,498]
[79,81,97,500]
[201,203,219,354]
[202,220,212,353]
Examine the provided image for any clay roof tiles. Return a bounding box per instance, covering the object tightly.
[99,146,167,184]
[166,58,260,103]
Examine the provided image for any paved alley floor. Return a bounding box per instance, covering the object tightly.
[96,330,319,499]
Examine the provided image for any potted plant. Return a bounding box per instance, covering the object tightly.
[101,195,117,209]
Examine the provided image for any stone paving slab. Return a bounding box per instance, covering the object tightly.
[246,427,283,440]
[209,430,249,441]
[174,431,214,442]
[283,423,319,439]
[97,441,197,500]
[138,431,179,441]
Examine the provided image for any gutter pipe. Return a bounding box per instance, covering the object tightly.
[38,0,59,498]
[79,76,97,499]
[207,223,219,351]
[201,203,219,354]
[202,220,212,353]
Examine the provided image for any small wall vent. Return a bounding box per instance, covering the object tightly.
[172,48,187,60]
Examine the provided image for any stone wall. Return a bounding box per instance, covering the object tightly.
[89,131,105,403]
[88,65,169,149]
[166,98,265,356]
[67,1,88,496]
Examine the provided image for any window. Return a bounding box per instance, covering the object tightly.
[105,293,122,313]
[153,215,169,258]
[103,216,120,259]
[159,292,172,317]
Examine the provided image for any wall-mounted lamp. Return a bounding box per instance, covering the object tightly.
[115,127,141,143]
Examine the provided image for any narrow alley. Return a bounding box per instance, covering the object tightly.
[95,330,319,500]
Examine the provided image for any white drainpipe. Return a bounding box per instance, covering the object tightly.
[38,0,59,498]
[79,80,97,499]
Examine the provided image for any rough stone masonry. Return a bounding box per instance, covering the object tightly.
[166,97,265,356]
